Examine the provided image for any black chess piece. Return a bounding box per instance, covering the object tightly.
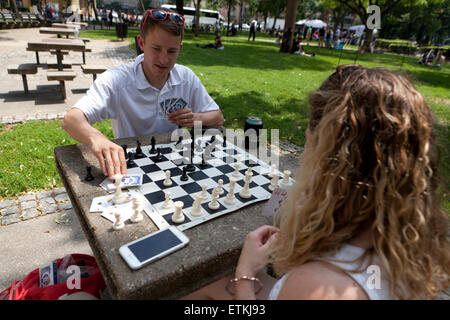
[210,135,216,143]
[121,144,128,159]
[150,136,157,154]
[222,136,227,148]
[134,140,145,159]
[185,144,196,172]
[175,136,183,149]
[126,152,134,167]
[180,166,189,181]
[155,147,163,161]
[84,166,94,181]
[200,153,208,169]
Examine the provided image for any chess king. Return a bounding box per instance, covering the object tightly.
[61,8,224,179]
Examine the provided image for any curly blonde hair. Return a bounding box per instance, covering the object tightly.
[270,66,449,299]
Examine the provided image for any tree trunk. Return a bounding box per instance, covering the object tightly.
[271,16,277,35]
[176,0,184,15]
[281,0,297,53]
[194,0,201,37]
[360,28,374,53]
[238,0,243,29]
[226,0,232,36]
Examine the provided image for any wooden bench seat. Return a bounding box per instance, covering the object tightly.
[7,64,38,94]
[47,71,76,99]
[81,65,107,81]
[46,60,72,69]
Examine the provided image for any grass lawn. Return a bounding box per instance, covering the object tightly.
[1,29,449,213]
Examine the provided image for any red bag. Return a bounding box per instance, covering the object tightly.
[0,254,106,300]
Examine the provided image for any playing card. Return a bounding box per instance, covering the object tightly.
[99,175,143,193]
[101,206,134,223]
[90,193,134,212]
[262,187,288,217]
[39,261,57,287]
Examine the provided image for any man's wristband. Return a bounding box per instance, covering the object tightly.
[225,275,263,296]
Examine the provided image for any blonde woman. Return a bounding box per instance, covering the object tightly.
[184,65,449,300]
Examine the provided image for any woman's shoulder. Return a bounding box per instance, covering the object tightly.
[276,261,369,300]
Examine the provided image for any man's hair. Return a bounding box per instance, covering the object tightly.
[140,8,184,39]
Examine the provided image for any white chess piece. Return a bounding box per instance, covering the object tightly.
[113,210,125,230]
[172,201,185,223]
[162,191,173,209]
[281,170,292,187]
[163,170,172,187]
[232,162,241,178]
[208,188,220,210]
[130,198,143,223]
[268,164,277,178]
[268,174,280,191]
[190,194,202,217]
[217,179,224,195]
[198,184,208,200]
[239,170,253,199]
[224,178,237,205]
[112,174,128,204]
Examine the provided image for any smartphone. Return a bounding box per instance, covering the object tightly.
[119,226,189,270]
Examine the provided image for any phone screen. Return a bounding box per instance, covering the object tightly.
[128,228,183,263]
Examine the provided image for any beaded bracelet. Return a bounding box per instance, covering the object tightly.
[225,275,263,296]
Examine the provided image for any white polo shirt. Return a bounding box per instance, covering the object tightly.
[73,54,220,138]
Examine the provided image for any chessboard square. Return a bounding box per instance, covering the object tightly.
[140,163,160,174]
[211,174,230,185]
[211,150,226,158]
[172,194,195,208]
[201,167,223,177]
[252,174,271,186]
[195,178,218,189]
[167,167,184,177]
[142,174,152,184]
[126,167,145,176]
[216,164,235,174]
[252,165,271,175]
[162,212,191,226]
[244,159,260,167]
[157,185,187,199]
[201,201,226,215]
[251,186,272,198]
[235,193,257,203]
[147,170,167,182]
[260,183,274,195]
[132,157,153,167]
[209,158,225,167]
[150,155,169,163]
[188,171,209,181]
[239,168,260,178]
[165,152,183,162]
[180,182,203,194]
[154,179,179,190]
[139,182,160,195]
[144,190,166,204]
[236,180,258,189]
[206,187,228,198]
[222,156,236,165]
[159,147,173,154]
[224,148,240,156]
[156,161,177,171]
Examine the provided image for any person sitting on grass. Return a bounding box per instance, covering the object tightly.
[293,38,315,57]
[196,33,224,50]
[182,65,450,300]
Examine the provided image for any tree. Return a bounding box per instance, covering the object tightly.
[335,0,443,52]
[8,0,18,13]
[280,0,297,52]
[194,0,201,36]
[176,0,184,14]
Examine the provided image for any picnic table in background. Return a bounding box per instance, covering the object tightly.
[39,27,76,38]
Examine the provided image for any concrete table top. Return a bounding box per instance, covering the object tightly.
[54,132,300,299]
[39,27,76,37]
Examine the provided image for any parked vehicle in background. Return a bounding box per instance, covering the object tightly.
[161,4,224,28]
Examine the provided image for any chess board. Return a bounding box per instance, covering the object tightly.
[125,135,293,231]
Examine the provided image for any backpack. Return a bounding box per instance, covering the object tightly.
[0,254,106,300]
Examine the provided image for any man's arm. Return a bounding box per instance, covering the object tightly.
[61,108,127,179]
[167,108,224,128]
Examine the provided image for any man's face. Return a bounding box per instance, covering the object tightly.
[138,26,182,84]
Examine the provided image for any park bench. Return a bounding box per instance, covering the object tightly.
[26,13,41,27]
[1,12,17,29]
[14,13,30,28]
[7,63,38,94]
[79,38,92,64]
[46,59,72,69]
[81,65,107,81]
[47,70,76,99]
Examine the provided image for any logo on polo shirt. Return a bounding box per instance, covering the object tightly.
[159,97,188,118]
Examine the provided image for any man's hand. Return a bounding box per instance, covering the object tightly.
[167,107,196,127]
[89,136,127,179]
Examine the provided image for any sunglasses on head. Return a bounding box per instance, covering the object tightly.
[141,9,185,30]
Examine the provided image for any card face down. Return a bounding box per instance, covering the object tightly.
[99,174,143,193]
[159,97,188,118]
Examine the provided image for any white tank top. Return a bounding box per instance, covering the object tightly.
[267,244,394,300]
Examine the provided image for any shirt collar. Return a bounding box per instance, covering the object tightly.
[134,54,182,90]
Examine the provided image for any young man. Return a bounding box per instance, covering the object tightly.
[62,9,224,179]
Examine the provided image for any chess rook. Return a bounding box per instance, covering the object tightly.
[172,201,185,223]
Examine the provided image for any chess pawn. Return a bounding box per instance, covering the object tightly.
[190,194,202,217]
[112,174,128,204]
[162,191,173,209]
[217,179,224,195]
[232,162,241,178]
[130,198,143,223]
[239,171,253,199]
[208,188,220,210]
[172,201,185,224]
[113,210,125,230]
[163,170,172,187]
[268,174,280,191]
[268,164,277,178]
[198,184,208,200]
[281,170,292,187]
[224,178,237,205]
